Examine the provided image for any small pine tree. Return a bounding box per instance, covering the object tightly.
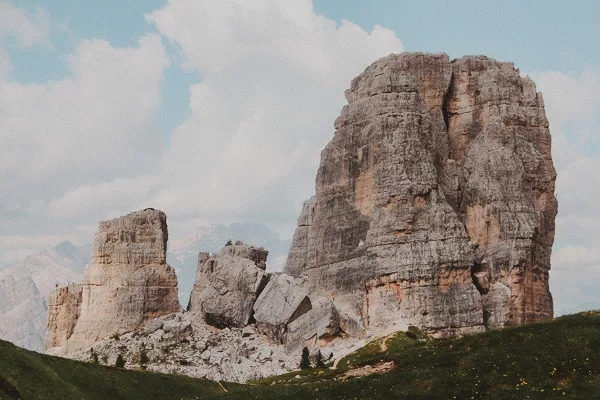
[90,348,99,364]
[315,350,325,368]
[115,354,126,368]
[225,239,233,246]
[139,345,149,369]
[300,347,310,369]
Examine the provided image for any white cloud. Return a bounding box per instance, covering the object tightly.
[535,70,600,125]
[552,245,600,270]
[47,175,159,221]
[534,69,600,314]
[0,34,169,219]
[0,47,11,77]
[0,2,50,79]
[0,0,396,268]
[533,69,600,169]
[145,0,403,226]
[0,2,51,49]
[0,5,171,267]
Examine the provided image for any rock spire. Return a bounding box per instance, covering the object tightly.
[285,52,557,337]
[46,209,180,354]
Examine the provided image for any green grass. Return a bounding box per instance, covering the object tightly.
[2,312,600,399]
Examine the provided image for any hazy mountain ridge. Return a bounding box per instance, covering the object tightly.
[0,274,46,351]
[0,241,90,352]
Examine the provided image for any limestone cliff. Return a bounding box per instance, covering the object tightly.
[285,52,557,337]
[47,209,180,354]
[44,284,83,349]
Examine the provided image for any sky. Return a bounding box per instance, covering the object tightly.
[0,0,599,315]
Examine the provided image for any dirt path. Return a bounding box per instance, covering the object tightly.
[380,335,392,352]
[341,361,395,379]
[331,330,401,369]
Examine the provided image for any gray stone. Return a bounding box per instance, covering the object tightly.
[194,340,207,352]
[283,299,340,351]
[163,321,191,334]
[253,274,312,342]
[242,326,255,338]
[188,244,268,328]
[143,319,164,334]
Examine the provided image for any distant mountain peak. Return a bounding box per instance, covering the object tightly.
[52,241,76,255]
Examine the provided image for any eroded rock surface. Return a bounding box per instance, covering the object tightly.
[283,299,340,351]
[47,209,180,354]
[45,284,82,349]
[285,52,557,337]
[253,274,312,342]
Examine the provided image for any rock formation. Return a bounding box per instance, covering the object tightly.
[285,52,557,337]
[168,222,290,305]
[44,284,83,349]
[188,243,268,328]
[44,52,557,382]
[46,209,180,354]
[283,298,340,351]
[253,273,312,342]
[62,312,300,383]
[52,239,357,383]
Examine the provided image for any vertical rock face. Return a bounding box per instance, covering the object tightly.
[188,243,269,328]
[285,53,557,337]
[283,197,315,277]
[44,284,82,349]
[47,209,180,353]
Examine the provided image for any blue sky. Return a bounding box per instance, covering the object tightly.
[315,0,600,75]
[1,0,599,315]
[7,0,199,138]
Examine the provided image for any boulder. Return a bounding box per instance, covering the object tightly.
[188,244,268,328]
[283,299,340,351]
[253,274,312,342]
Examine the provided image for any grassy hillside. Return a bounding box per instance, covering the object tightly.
[2,312,600,399]
[0,338,239,400]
